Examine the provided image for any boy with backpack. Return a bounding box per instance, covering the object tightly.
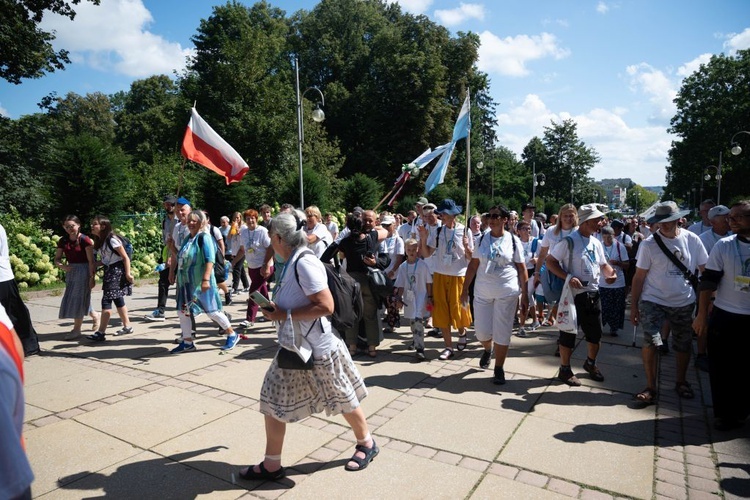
[394,239,433,360]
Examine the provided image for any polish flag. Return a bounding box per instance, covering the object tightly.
[181,108,249,184]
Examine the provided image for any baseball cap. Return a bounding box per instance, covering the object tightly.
[708,205,730,219]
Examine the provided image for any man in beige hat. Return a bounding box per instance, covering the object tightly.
[546,204,617,386]
[630,201,708,404]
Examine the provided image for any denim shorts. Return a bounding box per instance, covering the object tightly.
[639,300,695,353]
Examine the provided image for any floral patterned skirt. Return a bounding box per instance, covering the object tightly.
[259,337,368,423]
[102,262,132,301]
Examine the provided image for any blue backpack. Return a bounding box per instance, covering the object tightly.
[107,234,134,260]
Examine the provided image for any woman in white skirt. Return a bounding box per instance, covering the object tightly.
[54,215,99,339]
[239,213,377,481]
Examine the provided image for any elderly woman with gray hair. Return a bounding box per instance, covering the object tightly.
[598,225,629,336]
[171,209,236,354]
[238,212,377,481]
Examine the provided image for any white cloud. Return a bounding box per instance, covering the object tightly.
[434,3,485,27]
[496,94,671,186]
[677,54,712,78]
[625,63,677,124]
[596,2,610,14]
[723,27,750,53]
[40,0,192,78]
[0,103,8,117]
[478,31,570,77]
[388,0,433,14]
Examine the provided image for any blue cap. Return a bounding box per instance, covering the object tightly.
[176,197,191,206]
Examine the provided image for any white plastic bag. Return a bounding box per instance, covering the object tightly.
[556,275,578,333]
[277,318,313,362]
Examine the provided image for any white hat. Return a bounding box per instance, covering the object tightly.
[380,215,395,225]
[708,205,730,219]
[577,204,606,224]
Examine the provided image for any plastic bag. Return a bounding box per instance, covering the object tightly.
[556,275,578,333]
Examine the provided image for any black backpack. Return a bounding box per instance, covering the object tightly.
[106,234,134,260]
[294,250,363,334]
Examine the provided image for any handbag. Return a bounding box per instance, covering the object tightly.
[277,346,313,370]
[367,267,393,301]
[652,233,699,294]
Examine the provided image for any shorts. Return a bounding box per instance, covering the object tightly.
[639,300,694,353]
[473,294,517,346]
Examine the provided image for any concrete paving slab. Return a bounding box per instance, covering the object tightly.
[39,450,245,499]
[74,386,240,449]
[376,396,522,461]
[26,419,142,497]
[24,403,52,422]
[315,384,403,426]
[24,365,148,412]
[499,415,654,499]
[281,447,482,500]
[23,356,87,386]
[185,357,271,399]
[471,473,569,499]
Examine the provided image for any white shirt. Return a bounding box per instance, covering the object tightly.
[275,250,335,356]
[378,234,405,275]
[599,240,627,289]
[550,230,608,294]
[427,222,471,277]
[520,237,539,270]
[394,259,432,319]
[635,230,709,307]
[398,220,418,242]
[0,224,13,282]
[240,225,271,269]
[326,221,339,239]
[705,235,750,314]
[540,226,576,249]
[699,230,732,255]
[98,235,124,266]
[472,232,524,299]
[306,222,332,258]
[172,221,190,251]
[687,220,711,235]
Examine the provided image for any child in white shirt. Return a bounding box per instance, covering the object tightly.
[394,239,433,360]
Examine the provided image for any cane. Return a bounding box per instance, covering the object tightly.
[631,324,637,347]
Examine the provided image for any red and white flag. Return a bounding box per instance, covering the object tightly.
[181,108,249,184]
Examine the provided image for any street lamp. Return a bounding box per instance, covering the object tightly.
[476,160,495,202]
[634,190,639,216]
[295,55,325,209]
[532,173,546,207]
[703,151,722,205]
[730,130,750,155]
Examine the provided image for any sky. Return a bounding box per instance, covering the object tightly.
[1,0,749,187]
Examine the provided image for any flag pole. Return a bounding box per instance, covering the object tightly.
[464,88,471,220]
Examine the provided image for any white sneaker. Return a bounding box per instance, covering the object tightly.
[516,328,528,338]
[145,310,166,322]
[529,321,541,330]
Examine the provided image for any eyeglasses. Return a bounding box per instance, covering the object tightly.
[728,214,750,222]
[64,225,77,230]
[488,213,503,219]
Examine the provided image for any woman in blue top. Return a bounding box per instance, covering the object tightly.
[171,210,236,354]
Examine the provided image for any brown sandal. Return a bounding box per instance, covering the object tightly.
[675,381,694,399]
[635,388,657,404]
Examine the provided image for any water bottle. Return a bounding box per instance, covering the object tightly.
[155,263,166,273]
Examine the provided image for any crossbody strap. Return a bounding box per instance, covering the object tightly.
[652,233,695,281]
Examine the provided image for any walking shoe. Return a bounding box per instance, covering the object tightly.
[86,332,106,342]
[479,349,491,370]
[241,288,250,293]
[415,348,426,361]
[515,328,528,338]
[582,360,604,382]
[609,328,618,337]
[145,309,166,322]
[558,366,581,386]
[221,334,240,351]
[225,293,233,306]
[493,366,506,385]
[113,326,133,336]
[529,321,541,330]
[64,330,81,340]
[238,320,253,329]
[695,354,709,372]
[171,341,196,354]
[426,329,441,338]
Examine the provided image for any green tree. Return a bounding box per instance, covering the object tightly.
[41,91,116,142]
[0,115,50,217]
[626,185,658,214]
[0,0,100,84]
[666,49,750,204]
[341,173,381,211]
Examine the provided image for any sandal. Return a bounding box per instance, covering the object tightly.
[675,381,694,399]
[635,388,657,404]
[456,335,467,351]
[239,462,286,481]
[344,441,379,471]
[367,347,377,358]
[438,348,454,360]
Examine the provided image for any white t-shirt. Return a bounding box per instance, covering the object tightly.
[520,237,539,270]
[472,232,524,299]
[241,225,271,269]
[614,232,632,247]
[98,235,124,265]
[326,221,339,238]
[172,221,190,251]
[599,240,627,289]
[398,221,417,242]
[306,222,332,258]
[540,226,576,249]
[0,224,12,282]
[275,250,336,356]
[704,235,750,315]
[635,230,709,307]
[394,259,432,319]
[687,220,711,235]
[699,230,732,255]
[427,222,471,277]
[379,234,405,275]
[550,230,607,294]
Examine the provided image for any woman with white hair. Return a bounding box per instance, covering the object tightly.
[239,213,377,480]
[171,210,236,353]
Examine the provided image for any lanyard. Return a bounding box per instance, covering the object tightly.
[443,226,455,253]
[735,237,750,276]
[275,249,299,291]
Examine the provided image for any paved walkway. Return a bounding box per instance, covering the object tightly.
[20,282,750,499]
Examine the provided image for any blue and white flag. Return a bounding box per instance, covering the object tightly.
[423,94,471,194]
